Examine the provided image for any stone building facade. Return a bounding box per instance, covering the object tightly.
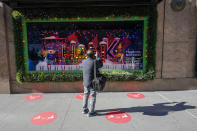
[0,0,197,93]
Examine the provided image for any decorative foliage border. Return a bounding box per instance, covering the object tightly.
[13,6,157,82]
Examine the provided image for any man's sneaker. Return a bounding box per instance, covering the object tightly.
[82,109,89,114]
[87,112,97,117]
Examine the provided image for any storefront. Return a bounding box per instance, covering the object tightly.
[0,0,196,93]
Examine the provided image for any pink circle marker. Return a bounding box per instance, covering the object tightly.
[105,111,131,124]
[127,93,145,99]
[24,94,43,101]
[75,93,90,100]
[31,112,57,125]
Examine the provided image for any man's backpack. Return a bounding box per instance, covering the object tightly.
[92,60,106,92]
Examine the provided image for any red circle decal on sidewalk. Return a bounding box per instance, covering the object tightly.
[127,93,145,99]
[24,94,43,101]
[31,112,57,125]
[105,111,131,124]
[76,93,90,100]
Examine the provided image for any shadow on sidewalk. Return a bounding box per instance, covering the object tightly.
[96,102,196,116]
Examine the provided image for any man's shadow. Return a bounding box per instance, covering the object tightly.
[96,102,196,116]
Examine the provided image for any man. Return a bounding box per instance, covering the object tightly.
[82,49,103,117]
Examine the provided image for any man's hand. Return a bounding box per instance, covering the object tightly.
[95,52,98,59]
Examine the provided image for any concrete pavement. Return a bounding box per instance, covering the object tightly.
[0,90,197,131]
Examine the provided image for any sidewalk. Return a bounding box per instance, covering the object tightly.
[0,90,197,131]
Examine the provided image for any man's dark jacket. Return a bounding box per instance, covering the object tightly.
[82,57,103,87]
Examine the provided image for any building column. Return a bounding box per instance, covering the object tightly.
[162,0,197,78]
[0,2,12,93]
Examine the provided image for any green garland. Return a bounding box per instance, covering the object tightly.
[13,6,157,83]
